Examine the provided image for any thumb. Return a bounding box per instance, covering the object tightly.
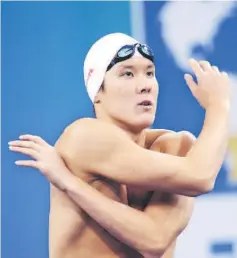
[184,73,197,96]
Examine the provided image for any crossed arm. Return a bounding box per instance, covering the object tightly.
[53,108,228,255]
[61,174,193,257]
[9,124,195,257]
[54,126,194,257]
[9,102,228,256]
[59,109,228,196]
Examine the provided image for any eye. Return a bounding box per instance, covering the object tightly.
[147,71,154,77]
[122,71,134,77]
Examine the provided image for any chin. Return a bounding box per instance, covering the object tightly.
[131,116,155,131]
[112,112,155,132]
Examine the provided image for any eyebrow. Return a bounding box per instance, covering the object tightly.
[117,64,155,70]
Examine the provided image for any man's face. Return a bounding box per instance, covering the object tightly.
[96,56,159,131]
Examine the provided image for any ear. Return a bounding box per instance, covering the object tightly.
[94,93,101,104]
[94,82,105,104]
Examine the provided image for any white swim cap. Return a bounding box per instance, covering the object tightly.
[83,33,139,102]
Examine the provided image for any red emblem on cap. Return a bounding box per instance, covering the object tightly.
[86,68,94,85]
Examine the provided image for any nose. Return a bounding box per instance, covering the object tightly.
[137,84,152,94]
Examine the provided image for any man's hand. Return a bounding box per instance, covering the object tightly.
[8,134,73,191]
[185,59,230,109]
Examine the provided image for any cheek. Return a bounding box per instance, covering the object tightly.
[121,89,134,100]
[153,79,159,90]
[153,81,159,96]
[105,88,127,109]
[111,89,135,113]
[114,82,135,99]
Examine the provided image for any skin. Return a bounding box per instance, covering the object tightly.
[93,57,158,134]
[9,56,230,258]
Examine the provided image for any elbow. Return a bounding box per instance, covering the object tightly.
[188,177,215,197]
[184,160,216,197]
[140,234,170,258]
[198,179,215,195]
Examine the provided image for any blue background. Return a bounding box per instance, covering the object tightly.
[2,2,131,258]
[144,1,237,193]
[2,1,237,258]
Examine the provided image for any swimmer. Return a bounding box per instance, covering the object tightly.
[9,33,230,258]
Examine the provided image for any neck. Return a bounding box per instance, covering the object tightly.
[96,114,147,147]
[121,126,146,147]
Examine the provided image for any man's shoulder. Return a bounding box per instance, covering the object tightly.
[145,128,175,148]
[145,129,196,149]
[61,118,109,139]
[65,117,100,131]
[55,118,128,173]
[56,118,125,149]
[54,118,100,159]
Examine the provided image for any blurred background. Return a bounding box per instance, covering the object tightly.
[2,1,237,258]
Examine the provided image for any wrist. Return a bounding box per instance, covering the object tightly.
[207,100,230,111]
[57,170,79,192]
[62,171,88,199]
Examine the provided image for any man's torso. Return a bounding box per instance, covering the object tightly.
[49,169,151,258]
[49,124,178,258]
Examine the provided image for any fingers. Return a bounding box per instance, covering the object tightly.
[197,60,219,73]
[19,134,48,146]
[15,160,39,169]
[189,59,223,75]
[8,140,41,152]
[204,63,228,78]
[9,146,40,159]
[221,71,228,78]
[188,59,203,78]
[212,66,220,74]
[8,134,51,155]
[184,73,197,96]
[199,60,212,72]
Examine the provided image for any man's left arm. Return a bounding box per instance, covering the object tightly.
[9,130,195,257]
[140,191,193,258]
[64,165,194,258]
[135,130,195,258]
[65,130,195,257]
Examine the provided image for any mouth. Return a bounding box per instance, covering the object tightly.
[138,100,153,107]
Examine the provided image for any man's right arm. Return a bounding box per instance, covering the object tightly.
[57,99,229,197]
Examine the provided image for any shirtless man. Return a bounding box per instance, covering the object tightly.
[9,33,230,258]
